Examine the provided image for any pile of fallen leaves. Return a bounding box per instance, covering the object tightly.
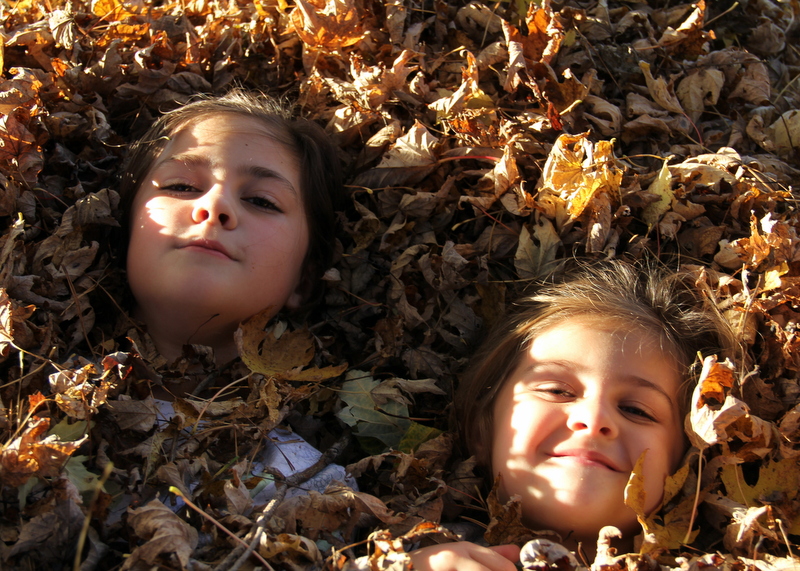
[2,0,800,569]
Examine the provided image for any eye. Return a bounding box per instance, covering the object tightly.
[533,383,575,401]
[245,196,282,213]
[162,183,201,194]
[620,404,656,422]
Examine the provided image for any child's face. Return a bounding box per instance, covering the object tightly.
[126,114,309,339]
[491,317,685,545]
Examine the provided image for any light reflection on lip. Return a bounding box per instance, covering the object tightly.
[548,450,622,472]
[181,238,235,260]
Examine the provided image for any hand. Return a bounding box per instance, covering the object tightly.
[409,542,520,571]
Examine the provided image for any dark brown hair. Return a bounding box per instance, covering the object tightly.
[117,89,344,309]
[456,259,739,467]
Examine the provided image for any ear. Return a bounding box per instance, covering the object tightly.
[284,271,313,311]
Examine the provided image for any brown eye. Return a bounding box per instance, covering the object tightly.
[620,405,655,421]
[246,196,282,212]
[163,184,200,194]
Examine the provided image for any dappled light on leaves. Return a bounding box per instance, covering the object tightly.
[2,0,800,568]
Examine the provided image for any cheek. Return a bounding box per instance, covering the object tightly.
[251,220,310,263]
[642,430,686,512]
[136,197,179,229]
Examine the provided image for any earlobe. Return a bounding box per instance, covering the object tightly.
[284,275,311,310]
[285,288,305,310]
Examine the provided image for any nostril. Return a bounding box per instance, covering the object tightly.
[219,213,229,224]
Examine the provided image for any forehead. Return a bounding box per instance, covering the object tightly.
[530,313,678,359]
[165,113,286,151]
[516,315,684,389]
[148,113,302,188]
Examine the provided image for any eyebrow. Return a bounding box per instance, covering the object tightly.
[625,376,676,407]
[526,360,677,407]
[154,154,299,197]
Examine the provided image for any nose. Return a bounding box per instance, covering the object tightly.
[566,397,618,438]
[191,186,237,229]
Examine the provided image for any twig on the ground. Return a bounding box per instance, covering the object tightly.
[213,432,351,571]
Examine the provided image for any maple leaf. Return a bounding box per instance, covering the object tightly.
[720,458,800,534]
[336,370,411,451]
[235,310,346,383]
[0,416,85,488]
[541,134,623,220]
[290,0,364,50]
[523,2,564,65]
[484,476,558,546]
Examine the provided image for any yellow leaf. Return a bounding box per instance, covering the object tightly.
[633,458,699,550]
[662,461,690,506]
[91,0,140,18]
[541,134,622,219]
[763,262,788,292]
[720,458,800,509]
[644,494,700,550]
[624,449,648,521]
[642,159,674,230]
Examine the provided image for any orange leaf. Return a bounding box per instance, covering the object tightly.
[27,392,46,414]
[696,354,735,407]
[0,416,83,487]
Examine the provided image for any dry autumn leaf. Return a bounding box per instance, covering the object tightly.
[2,0,800,568]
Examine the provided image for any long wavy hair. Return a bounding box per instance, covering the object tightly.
[456,259,740,467]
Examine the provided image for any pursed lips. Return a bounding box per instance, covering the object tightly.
[547,449,623,472]
[181,238,236,260]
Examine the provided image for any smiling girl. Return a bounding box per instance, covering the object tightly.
[411,260,737,571]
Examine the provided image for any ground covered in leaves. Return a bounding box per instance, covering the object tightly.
[2,0,800,569]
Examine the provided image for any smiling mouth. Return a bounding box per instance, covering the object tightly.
[181,239,235,260]
[548,451,622,472]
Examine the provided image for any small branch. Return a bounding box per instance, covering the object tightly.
[214,433,351,571]
[74,462,114,571]
[169,486,273,570]
[683,450,704,545]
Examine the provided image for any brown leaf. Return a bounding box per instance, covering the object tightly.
[484,476,558,545]
[0,109,42,180]
[235,312,314,376]
[107,397,158,432]
[276,486,403,535]
[8,500,84,560]
[0,288,14,360]
[258,532,323,567]
[639,62,684,115]
[122,500,198,570]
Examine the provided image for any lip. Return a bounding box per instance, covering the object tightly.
[548,450,623,472]
[180,238,236,260]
